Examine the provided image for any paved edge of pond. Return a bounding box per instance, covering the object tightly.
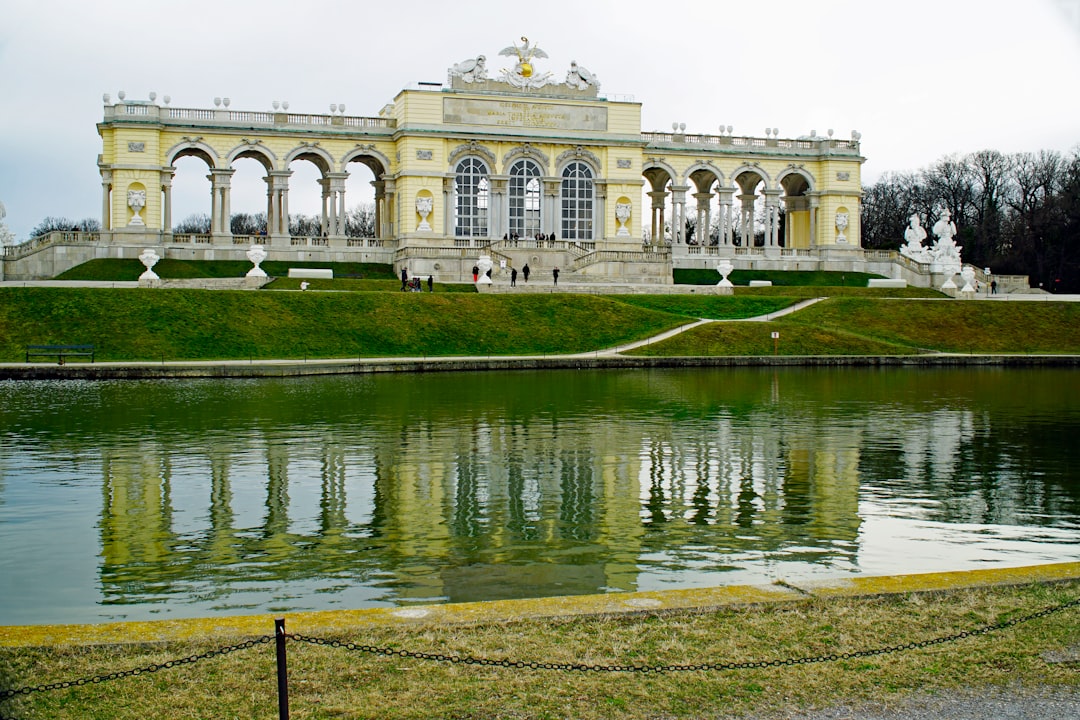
[3,353,1080,379]
[2,562,1078,648]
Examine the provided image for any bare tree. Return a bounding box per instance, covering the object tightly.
[173,213,211,234]
[345,203,376,238]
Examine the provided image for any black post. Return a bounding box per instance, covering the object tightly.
[275,618,290,720]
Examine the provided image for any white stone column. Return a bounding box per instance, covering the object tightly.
[738,193,756,247]
[671,185,689,244]
[717,188,734,246]
[100,170,113,232]
[209,169,234,239]
[443,177,454,237]
[266,170,292,242]
[544,179,559,238]
[372,180,385,239]
[809,195,819,248]
[693,192,712,245]
[764,190,781,248]
[648,190,666,245]
[326,173,348,238]
[161,169,174,235]
[594,182,606,243]
[319,179,330,237]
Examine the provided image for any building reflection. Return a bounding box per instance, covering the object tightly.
[58,368,1078,610]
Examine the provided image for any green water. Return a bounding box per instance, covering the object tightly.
[1,367,1078,624]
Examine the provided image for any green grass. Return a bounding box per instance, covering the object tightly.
[264,277,477,293]
[675,268,885,287]
[2,581,1077,720]
[0,288,686,362]
[56,259,397,281]
[607,295,798,319]
[627,297,1080,356]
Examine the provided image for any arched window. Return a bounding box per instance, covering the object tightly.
[454,158,489,237]
[508,159,542,238]
[560,162,594,241]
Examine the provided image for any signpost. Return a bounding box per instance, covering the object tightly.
[771,331,780,355]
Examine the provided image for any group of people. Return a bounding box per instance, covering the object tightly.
[400,267,433,292]
[502,232,557,243]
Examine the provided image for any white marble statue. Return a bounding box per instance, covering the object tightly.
[565,61,598,90]
[476,254,494,285]
[246,244,268,278]
[900,213,932,262]
[931,207,962,268]
[416,196,433,232]
[138,248,161,280]
[450,55,487,83]
[127,189,146,226]
[498,36,554,89]
[615,202,631,237]
[835,211,849,243]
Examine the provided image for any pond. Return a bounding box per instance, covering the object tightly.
[1,367,1078,625]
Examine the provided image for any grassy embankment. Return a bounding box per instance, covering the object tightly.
[2,580,1077,720]
[7,259,1077,360]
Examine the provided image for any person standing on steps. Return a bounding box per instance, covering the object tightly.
[553,266,559,286]
[522,263,530,283]
[510,267,518,287]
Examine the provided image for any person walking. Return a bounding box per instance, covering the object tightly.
[553,266,559,286]
[400,267,408,291]
[522,263,530,283]
[427,275,433,292]
[511,267,518,287]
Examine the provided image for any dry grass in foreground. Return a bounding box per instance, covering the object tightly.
[2,581,1078,719]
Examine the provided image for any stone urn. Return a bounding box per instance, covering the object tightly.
[246,244,268,278]
[138,248,160,280]
[716,259,734,287]
[959,266,977,297]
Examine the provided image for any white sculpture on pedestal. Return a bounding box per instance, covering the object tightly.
[716,259,734,287]
[0,200,14,246]
[127,190,146,226]
[959,266,977,296]
[246,244,268,278]
[449,55,488,83]
[138,248,160,280]
[835,211,849,243]
[900,214,932,262]
[498,36,554,89]
[930,206,963,289]
[476,254,493,285]
[615,202,631,237]
[416,196,433,232]
[565,61,598,90]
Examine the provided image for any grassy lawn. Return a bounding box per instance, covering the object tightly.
[675,268,885,287]
[2,581,1077,720]
[0,288,687,362]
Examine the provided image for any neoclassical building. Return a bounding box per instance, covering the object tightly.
[6,38,868,282]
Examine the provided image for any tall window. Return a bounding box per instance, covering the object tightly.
[560,162,594,240]
[455,158,489,237]
[508,159,542,238]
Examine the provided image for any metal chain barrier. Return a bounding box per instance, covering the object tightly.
[0,635,273,702]
[289,596,1080,673]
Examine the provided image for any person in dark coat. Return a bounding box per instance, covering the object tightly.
[511,267,518,287]
[427,275,434,292]
[553,267,559,286]
[400,267,408,291]
[522,263,530,283]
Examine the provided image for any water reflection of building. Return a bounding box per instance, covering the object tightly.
[95,405,867,608]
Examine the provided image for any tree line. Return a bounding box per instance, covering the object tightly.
[861,148,1080,293]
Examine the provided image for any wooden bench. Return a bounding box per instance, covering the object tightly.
[25,344,95,365]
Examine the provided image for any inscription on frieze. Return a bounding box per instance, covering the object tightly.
[444,98,607,131]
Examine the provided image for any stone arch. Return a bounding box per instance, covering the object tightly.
[730,164,771,192]
[555,146,601,175]
[448,140,496,169]
[166,139,220,168]
[284,143,335,175]
[777,166,815,194]
[687,162,725,192]
[227,141,277,172]
[503,143,550,173]
[642,160,678,192]
[342,145,391,177]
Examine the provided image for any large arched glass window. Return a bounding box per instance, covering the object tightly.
[508,159,542,238]
[454,158,489,237]
[560,162,594,241]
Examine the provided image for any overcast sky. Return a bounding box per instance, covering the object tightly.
[1,0,1078,240]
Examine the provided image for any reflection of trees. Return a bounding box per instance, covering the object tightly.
[1,367,1070,612]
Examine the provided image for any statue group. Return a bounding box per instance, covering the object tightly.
[0,200,14,246]
[900,206,962,271]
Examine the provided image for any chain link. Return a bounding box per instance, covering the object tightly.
[290,596,1079,673]
[0,635,273,701]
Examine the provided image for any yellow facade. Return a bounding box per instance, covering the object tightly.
[96,45,864,281]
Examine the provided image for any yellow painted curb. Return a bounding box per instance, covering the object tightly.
[2,562,1078,649]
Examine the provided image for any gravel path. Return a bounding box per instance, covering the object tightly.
[758,686,1079,719]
